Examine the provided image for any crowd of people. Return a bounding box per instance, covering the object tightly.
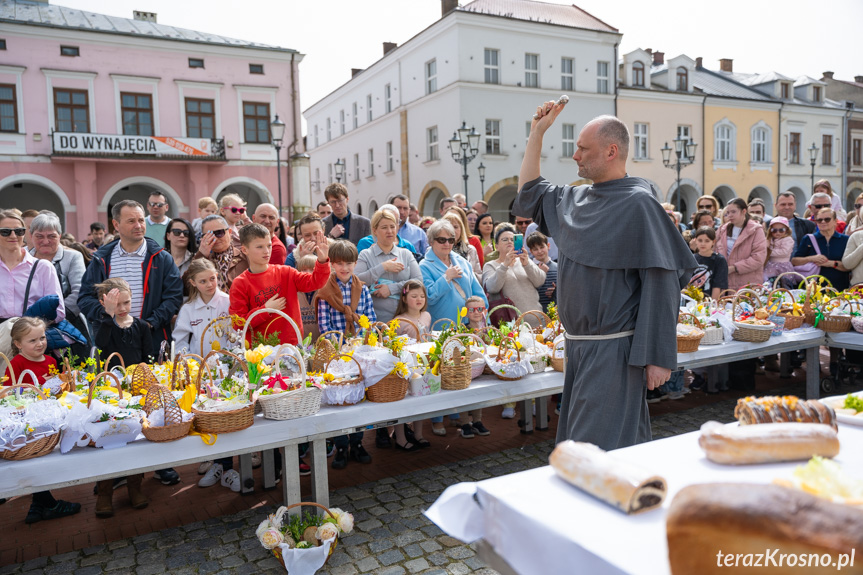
[0,181,561,523]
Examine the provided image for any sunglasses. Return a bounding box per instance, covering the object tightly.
[770,228,787,233]
[515,221,530,226]
[170,228,191,237]
[226,206,246,214]
[434,237,456,244]
[148,202,167,208]
[467,306,486,313]
[856,204,863,209]
[811,204,830,210]
[0,228,26,237]
[698,204,713,209]
[208,229,228,238]
[815,218,833,223]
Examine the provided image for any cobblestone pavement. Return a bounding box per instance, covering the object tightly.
[0,389,795,575]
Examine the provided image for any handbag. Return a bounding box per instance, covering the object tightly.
[792,233,821,278]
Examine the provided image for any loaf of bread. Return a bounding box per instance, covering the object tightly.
[667,483,863,575]
[699,421,840,465]
[735,395,838,431]
[548,440,666,514]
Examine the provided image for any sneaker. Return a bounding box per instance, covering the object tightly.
[197,461,213,475]
[251,452,262,469]
[431,424,447,436]
[326,440,335,458]
[376,428,392,449]
[198,463,223,488]
[680,387,691,395]
[299,460,311,476]
[350,444,372,464]
[25,500,81,524]
[332,447,348,470]
[501,407,515,419]
[646,390,667,404]
[471,421,491,436]
[554,403,561,416]
[668,391,685,400]
[220,469,241,493]
[154,468,180,486]
[459,423,475,438]
[689,374,706,391]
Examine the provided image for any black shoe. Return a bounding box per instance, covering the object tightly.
[471,421,491,436]
[375,428,392,449]
[25,500,81,524]
[459,423,475,438]
[332,447,348,470]
[689,374,706,391]
[154,468,180,485]
[646,390,667,404]
[350,444,372,464]
[0,498,6,505]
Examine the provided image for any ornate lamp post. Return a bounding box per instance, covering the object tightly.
[477,162,486,198]
[448,122,481,204]
[269,114,286,216]
[334,158,345,183]
[661,137,698,215]
[809,142,820,192]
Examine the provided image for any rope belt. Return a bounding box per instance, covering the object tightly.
[564,330,635,341]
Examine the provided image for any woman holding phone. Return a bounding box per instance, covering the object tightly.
[481,223,546,328]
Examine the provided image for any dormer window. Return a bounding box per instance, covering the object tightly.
[781,83,790,99]
[676,67,688,91]
[633,61,645,87]
[813,86,822,102]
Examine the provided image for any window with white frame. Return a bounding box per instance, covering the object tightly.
[314,125,319,147]
[597,61,609,94]
[426,59,437,94]
[751,122,771,163]
[427,126,439,161]
[315,167,320,190]
[384,84,391,114]
[633,123,649,159]
[484,49,500,84]
[632,61,645,87]
[677,125,691,142]
[339,110,345,135]
[853,138,862,167]
[366,94,372,122]
[562,123,575,157]
[714,119,736,161]
[822,134,833,165]
[561,57,574,90]
[352,102,358,129]
[676,67,688,91]
[525,53,539,88]
[386,141,394,172]
[486,119,501,154]
[326,117,331,142]
[368,148,374,177]
[353,153,360,181]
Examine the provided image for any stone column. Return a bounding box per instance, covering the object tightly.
[73,160,98,238]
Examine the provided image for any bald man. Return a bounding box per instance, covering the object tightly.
[514,108,696,450]
[253,203,287,264]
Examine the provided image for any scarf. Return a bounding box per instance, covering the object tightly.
[213,244,234,291]
[313,274,363,336]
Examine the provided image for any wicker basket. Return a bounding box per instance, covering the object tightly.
[321,354,365,406]
[516,310,552,334]
[128,362,159,396]
[240,307,304,348]
[441,333,486,390]
[198,316,245,357]
[142,385,194,442]
[311,331,343,373]
[551,338,565,372]
[392,317,423,341]
[469,352,486,379]
[677,312,705,353]
[814,297,855,333]
[256,344,322,420]
[701,325,724,345]
[494,338,526,381]
[192,349,255,434]
[772,271,808,291]
[731,289,773,343]
[488,303,522,328]
[768,288,805,330]
[366,371,409,403]
[271,502,339,568]
[0,352,15,388]
[0,384,61,461]
[430,318,455,333]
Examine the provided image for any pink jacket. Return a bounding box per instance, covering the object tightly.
[715,219,768,290]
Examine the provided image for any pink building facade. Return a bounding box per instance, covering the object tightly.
[0,0,308,239]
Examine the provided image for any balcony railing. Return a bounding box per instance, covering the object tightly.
[51,132,226,160]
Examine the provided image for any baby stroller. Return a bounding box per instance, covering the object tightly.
[820,348,863,394]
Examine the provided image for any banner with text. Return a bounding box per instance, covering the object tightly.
[52,133,215,156]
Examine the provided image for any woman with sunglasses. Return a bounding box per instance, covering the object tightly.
[763,217,795,284]
[195,215,245,291]
[845,194,863,234]
[793,208,850,291]
[219,193,250,232]
[164,218,198,278]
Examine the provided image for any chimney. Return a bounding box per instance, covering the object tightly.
[645,48,653,56]
[383,42,397,56]
[652,51,664,66]
[696,57,703,68]
[351,68,364,78]
[133,10,157,23]
[719,58,733,73]
[856,75,863,84]
[442,0,458,16]
[822,71,834,80]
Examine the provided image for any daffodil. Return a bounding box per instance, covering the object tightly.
[367,332,379,347]
[358,315,370,330]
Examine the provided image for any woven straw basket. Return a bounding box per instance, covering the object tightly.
[768,287,804,330]
[142,385,194,443]
[731,289,773,343]
[322,354,365,406]
[193,349,255,434]
[256,343,322,420]
[551,338,565,372]
[441,333,486,390]
[815,298,855,333]
[311,331,343,373]
[677,312,704,353]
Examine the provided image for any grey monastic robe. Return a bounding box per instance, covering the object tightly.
[514,176,696,450]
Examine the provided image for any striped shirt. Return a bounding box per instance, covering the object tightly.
[110,240,147,318]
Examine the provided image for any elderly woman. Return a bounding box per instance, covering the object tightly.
[715,198,768,291]
[194,215,246,291]
[419,220,486,327]
[28,213,86,316]
[164,217,197,278]
[442,212,481,277]
[356,209,422,323]
[482,223,546,327]
[794,208,850,291]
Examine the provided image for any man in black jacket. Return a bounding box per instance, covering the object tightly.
[775,191,815,249]
[322,183,371,246]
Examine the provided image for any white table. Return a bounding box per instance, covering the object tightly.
[827,331,863,351]
[426,423,863,575]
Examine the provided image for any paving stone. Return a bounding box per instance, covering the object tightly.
[445,546,475,560]
[367,538,394,554]
[378,548,405,566]
[445,562,470,575]
[44,563,75,575]
[402,543,424,558]
[437,536,462,548]
[376,567,406,575]
[328,565,358,575]
[357,518,382,531]
[427,552,449,566]
[20,559,47,572]
[403,558,430,573]
[135,564,166,575]
[219,555,245,568]
[195,561,221,574]
[0,565,20,575]
[105,556,135,571]
[463,557,487,570]
[354,557,380,572]
[74,567,103,575]
[327,551,351,567]
[419,540,442,553]
[79,553,110,568]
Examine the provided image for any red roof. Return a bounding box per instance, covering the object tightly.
[459,0,618,33]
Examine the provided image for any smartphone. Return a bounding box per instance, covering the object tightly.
[513,234,524,252]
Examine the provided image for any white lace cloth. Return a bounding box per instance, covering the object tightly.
[59,395,143,453]
[0,399,66,451]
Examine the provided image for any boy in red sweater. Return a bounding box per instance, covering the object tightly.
[229,223,330,345]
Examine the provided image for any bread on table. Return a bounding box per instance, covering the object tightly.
[667,483,863,575]
[549,440,666,514]
[735,395,837,431]
[698,421,840,465]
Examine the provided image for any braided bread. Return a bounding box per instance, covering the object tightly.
[734,395,837,432]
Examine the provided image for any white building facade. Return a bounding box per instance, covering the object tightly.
[304,0,620,222]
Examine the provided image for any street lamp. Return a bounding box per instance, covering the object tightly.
[270,114,286,215]
[448,121,481,204]
[661,136,698,215]
[808,142,820,192]
[334,158,345,183]
[477,162,486,197]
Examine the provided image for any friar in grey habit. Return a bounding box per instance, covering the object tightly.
[513,102,696,451]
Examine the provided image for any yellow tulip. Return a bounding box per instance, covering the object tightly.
[245,349,262,364]
[255,344,273,360]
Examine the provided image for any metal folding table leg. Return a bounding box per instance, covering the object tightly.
[806,346,820,399]
[262,449,275,489]
[239,453,254,494]
[309,439,329,511]
[520,399,534,434]
[283,444,302,516]
[779,352,791,378]
[536,395,549,431]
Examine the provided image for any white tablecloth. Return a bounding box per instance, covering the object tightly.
[426,424,863,575]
